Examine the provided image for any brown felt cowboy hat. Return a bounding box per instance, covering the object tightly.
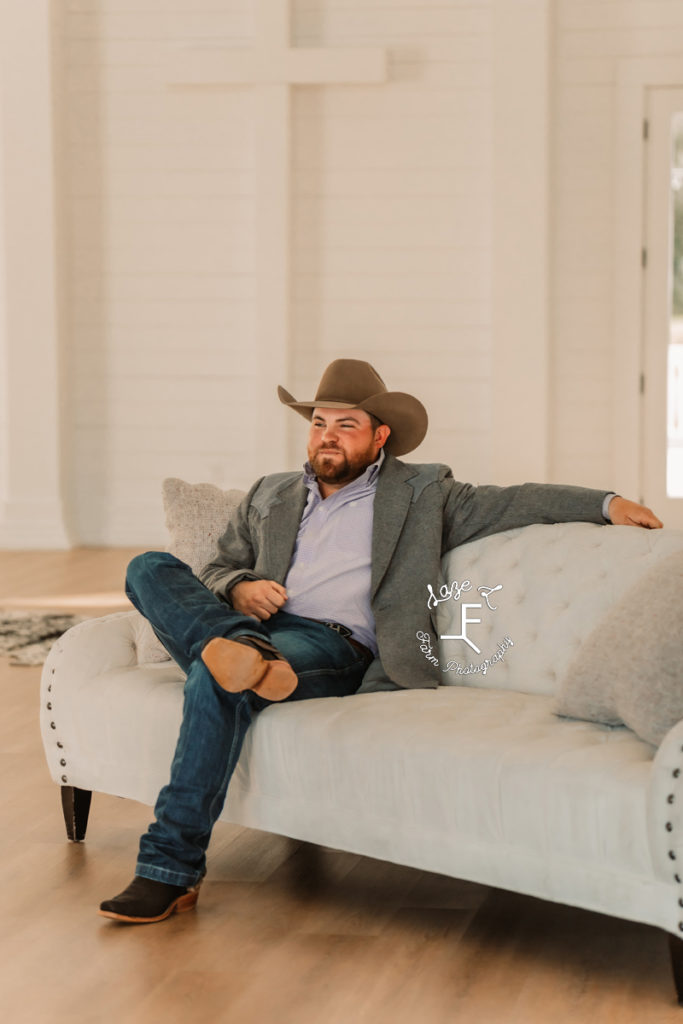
[277,358,428,457]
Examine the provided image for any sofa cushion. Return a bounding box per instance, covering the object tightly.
[136,478,246,663]
[554,550,683,746]
[49,640,657,917]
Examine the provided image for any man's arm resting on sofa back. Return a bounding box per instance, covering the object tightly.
[440,477,664,551]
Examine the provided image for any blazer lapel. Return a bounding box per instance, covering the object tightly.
[262,477,308,583]
[371,456,414,598]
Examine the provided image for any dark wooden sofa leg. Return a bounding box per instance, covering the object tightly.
[287,840,325,898]
[61,786,92,842]
[669,934,683,1005]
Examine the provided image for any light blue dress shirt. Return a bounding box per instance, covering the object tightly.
[283,450,385,655]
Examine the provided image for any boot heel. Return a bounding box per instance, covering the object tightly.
[176,890,199,914]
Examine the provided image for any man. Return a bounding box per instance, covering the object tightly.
[99,358,662,923]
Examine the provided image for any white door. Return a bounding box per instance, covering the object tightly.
[643,87,683,528]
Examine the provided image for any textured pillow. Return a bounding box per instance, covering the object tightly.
[135,478,246,664]
[554,550,683,746]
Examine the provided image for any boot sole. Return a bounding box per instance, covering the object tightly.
[201,638,297,702]
[98,888,199,924]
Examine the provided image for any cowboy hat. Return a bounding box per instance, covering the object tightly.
[277,358,428,457]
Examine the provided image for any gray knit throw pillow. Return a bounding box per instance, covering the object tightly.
[554,550,683,746]
[135,478,246,664]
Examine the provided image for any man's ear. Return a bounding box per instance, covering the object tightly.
[375,424,391,449]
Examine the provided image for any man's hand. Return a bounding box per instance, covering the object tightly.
[608,495,663,529]
[230,579,287,620]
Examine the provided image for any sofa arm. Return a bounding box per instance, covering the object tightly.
[39,611,141,786]
[648,719,683,896]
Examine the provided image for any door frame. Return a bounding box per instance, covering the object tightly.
[614,58,683,503]
[642,87,683,524]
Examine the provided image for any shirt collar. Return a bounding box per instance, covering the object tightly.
[303,447,385,493]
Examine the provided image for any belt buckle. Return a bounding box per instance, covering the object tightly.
[323,620,352,639]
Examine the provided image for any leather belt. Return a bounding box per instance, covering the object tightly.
[305,618,374,664]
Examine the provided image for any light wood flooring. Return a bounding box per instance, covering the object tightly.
[1,547,682,1023]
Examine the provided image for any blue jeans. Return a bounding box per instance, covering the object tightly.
[125,551,369,887]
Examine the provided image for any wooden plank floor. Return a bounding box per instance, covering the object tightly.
[1,548,681,1023]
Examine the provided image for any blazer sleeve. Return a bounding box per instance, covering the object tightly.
[198,478,267,600]
[440,474,611,553]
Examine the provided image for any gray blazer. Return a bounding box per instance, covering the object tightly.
[200,455,609,692]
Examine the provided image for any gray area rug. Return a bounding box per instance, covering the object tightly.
[0,611,86,666]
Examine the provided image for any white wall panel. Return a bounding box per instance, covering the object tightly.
[49,0,683,544]
[551,0,683,488]
[60,0,257,543]
[0,0,70,548]
[290,0,493,476]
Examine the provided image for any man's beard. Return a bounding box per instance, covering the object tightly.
[309,442,378,487]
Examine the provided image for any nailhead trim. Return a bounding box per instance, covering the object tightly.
[669,750,683,931]
[45,647,68,783]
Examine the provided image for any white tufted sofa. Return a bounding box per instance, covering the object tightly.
[40,521,683,999]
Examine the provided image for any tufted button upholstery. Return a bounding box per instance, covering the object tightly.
[436,522,683,697]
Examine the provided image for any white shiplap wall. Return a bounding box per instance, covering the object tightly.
[552,0,683,488]
[57,0,683,544]
[62,0,258,544]
[59,0,494,544]
[289,0,494,477]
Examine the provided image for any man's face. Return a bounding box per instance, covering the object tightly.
[307,408,388,489]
